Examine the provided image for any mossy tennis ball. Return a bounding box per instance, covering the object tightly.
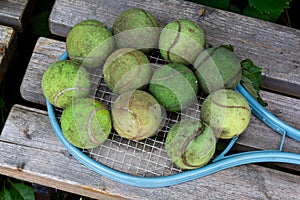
[149,63,198,112]
[113,8,160,53]
[165,119,216,169]
[194,47,242,94]
[103,48,152,94]
[61,98,112,149]
[42,60,91,109]
[200,89,251,139]
[66,19,114,68]
[159,19,205,65]
[112,90,163,140]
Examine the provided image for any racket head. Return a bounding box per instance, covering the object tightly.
[48,50,209,177]
[46,51,300,188]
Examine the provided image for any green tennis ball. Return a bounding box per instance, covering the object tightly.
[113,8,160,53]
[200,89,251,139]
[103,48,152,94]
[61,98,112,149]
[159,19,205,65]
[66,19,114,68]
[41,60,91,109]
[165,119,216,169]
[194,47,242,94]
[112,90,163,140]
[149,63,198,112]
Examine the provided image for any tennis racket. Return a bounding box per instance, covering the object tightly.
[46,51,300,188]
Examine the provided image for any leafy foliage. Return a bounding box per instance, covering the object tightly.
[0,177,34,200]
[188,0,293,23]
[30,11,51,37]
[191,0,231,10]
[246,0,292,22]
[241,59,268,106]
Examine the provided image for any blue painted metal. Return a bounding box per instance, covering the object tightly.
[44,52,300,188]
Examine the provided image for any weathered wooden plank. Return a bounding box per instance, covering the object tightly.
[0,24,16,85]
[20,37,300,165]
[0,0,31,32]
[48,0,300,97]
[1,104,299,200]
[20,37,65,105]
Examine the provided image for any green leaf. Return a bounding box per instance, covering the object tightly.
[248,0,291,14]
[228,3,242,14]
[241,59,268,107]
[243,6,272,21]
[219,44,234,52]
[9,182,34,200]
[30,11,51,37]
[0,186,12,200]
[247,0,292,22]
[0,98,5,109]
[191,0,230,10]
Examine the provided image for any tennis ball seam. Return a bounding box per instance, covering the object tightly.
[181,123,206,168]
[194,47,218,69]
[167,20,181,61]
[140,8,158,27]
[114,51,143,93]
[210,94,251,112]
[53,87,90,106]
[87,107,109,145]
[223,68,242,88]
[113,106,143,140]
[151,69,192,82]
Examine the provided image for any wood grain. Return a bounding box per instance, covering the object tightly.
[0,0,30,32]
[0,24,16,85]
[20,37,300,166]
[48,0,300,97]
[1,104,299,200]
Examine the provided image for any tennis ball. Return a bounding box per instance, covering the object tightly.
[194,46,242,94]
[61,98,112,149]
[149,63,198,112]
[159,19,205,65]
[113,8,160,53]
[103,48,152,94]
[165,119,216,169]
[41,60,91,109]
[112,90,163,140]
[66,19,114,68]
[200,89,251,139]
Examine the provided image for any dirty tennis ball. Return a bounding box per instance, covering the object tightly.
[41,60,91,109]
[194,46,242,94]
[103,48,152,94]
[113,8,160,53]
[60,98,112,149]
[159,19,205,65]
[165,119,216,170]
[66,19,114,68]
[149,63,198,112]
[200,89,251,139]
[111,90,163,140]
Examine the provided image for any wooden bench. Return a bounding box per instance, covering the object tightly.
[48,0,300,97]
[0,0,33,32]
[0,24,16,85]
[0,0,299,199]
[1,104,300,199]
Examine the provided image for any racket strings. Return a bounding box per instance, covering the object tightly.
[54,49,208,177]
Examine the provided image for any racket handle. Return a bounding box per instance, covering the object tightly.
[236,84,300,142]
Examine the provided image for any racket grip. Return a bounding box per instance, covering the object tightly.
[236,84,300,142]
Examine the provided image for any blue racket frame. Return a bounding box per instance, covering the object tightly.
[46,52,300,188]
